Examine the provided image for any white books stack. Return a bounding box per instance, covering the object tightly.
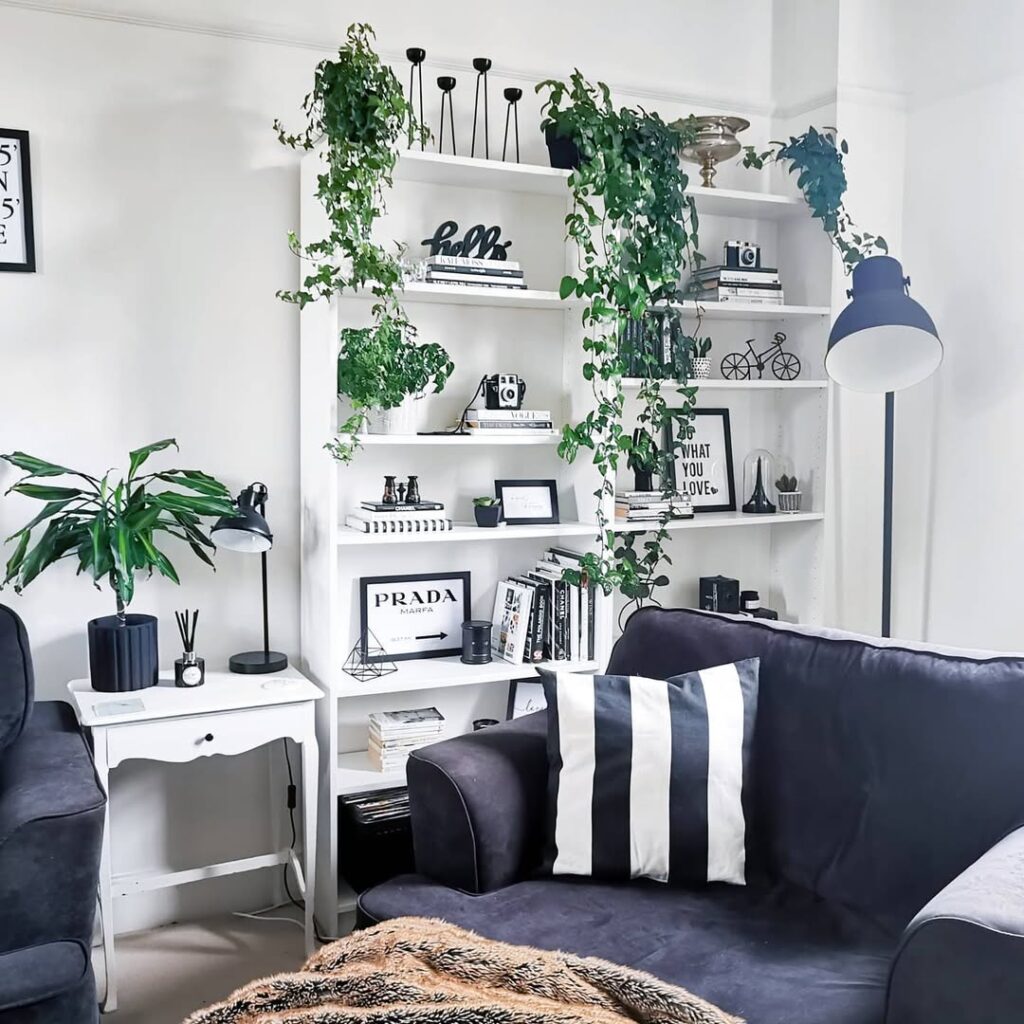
[464,408,555,437]
[345,500,453,535]
[418,255,527,290]
[686,264,784,305]
[367,707,445,772]
[615,491,694,522]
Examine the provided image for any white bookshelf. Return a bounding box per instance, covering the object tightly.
[299,141,835,932]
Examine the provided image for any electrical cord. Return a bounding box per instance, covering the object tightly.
[443,375,486,434]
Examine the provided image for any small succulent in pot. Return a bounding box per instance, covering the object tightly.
[473,497,502,528]
[775,473,802,513]
[691,336,713,379]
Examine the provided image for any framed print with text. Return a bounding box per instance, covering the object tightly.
[0,130,35,273]
[494,479,559,525]
[662,408,736,513]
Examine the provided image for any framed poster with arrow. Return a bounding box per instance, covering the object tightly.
[360,571,470,662]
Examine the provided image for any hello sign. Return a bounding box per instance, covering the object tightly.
[0,129,35,273]
[361,571,470,661]
[421,220,512,260]
[665,408,737,513]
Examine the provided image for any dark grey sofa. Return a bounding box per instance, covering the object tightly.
[0,605,106,1022]
[359,607,1024,1024]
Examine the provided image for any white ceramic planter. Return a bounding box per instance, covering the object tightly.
[691,357,712,379]
[777,491,802,513]
[366,396,419,435]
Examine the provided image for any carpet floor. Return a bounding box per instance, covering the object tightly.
[93,908,353,1023]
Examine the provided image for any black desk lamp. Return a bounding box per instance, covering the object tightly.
[212,482,288,674]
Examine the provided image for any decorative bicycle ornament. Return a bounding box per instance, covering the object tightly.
[721,331,801,381]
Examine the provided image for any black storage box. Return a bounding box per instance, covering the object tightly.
[338,787,414,892]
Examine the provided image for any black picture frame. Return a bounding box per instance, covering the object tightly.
[360,571,470,662]
[494,479,560,525]
[506,678,548,720]
[662,408,736,513]
[0,129,35,273]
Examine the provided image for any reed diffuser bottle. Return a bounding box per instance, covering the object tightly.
[174,609,205,688]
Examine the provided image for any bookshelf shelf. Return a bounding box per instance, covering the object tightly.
[621,378,828,391]
[336,750,406,795]
[336,522,597,547]
[399,282,569,309]
[677,302,831,321]
[356,433,560,446]
[613,511,825,534]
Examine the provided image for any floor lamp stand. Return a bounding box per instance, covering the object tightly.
[881,391,894,639]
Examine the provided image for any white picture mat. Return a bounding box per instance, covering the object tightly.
[673,412,733,509]
[501,486,554,519]
[363,575,467,658]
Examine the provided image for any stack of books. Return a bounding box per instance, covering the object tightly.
[490,547,596,666]
[464,408,555,437]
[345,500,453,535]
[615,490,695,522]
[367,707,445,772]
[686,264,784,306]
[418,255,527,291]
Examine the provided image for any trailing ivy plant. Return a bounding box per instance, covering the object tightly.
[275,23,452,461]
[743,127,888,271]
[537,72,705,604]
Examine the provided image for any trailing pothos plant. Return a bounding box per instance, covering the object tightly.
[275,23,452,461]
[537,72,706,605]
[743,126,888,271]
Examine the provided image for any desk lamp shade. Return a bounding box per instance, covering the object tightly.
[826,256,942,393]
[212,483,287,674]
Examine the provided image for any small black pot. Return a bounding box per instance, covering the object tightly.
[474,504,502,528]
[88,613,159,692]
[545,124,582,170]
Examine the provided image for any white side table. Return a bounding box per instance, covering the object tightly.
[67,670,322,1013]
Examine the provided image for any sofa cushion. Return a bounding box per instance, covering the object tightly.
[358,874,895,1024]
[0,605,34,754]
[606,608,1024,931]
[0,940,89,1011]
[540,660,758,886]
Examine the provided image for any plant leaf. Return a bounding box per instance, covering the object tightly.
[9,483,84,501]
[1,452,76,477]
[128,438,177,480]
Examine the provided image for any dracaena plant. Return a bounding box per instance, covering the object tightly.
[1,440,235,624]
[537,71,705,605]
[276,23,451,462]
[743,127,888,272]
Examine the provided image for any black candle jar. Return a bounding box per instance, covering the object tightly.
[461,620,492,665]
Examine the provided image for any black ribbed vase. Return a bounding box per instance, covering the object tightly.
[88,614,159,692]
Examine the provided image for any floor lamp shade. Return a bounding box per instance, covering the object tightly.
[212,483,288,675]
[826,256,942,393]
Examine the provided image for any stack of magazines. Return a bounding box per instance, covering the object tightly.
[615,490,694,523]
[464,408,554,436]
[417,255,527,290]
[367,707,445,772]
[345,500,453,535]
[490,547,596,666]
[685,264,784,305]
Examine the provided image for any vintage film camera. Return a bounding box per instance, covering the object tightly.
[724,239,761,269]
[483,374,526,410]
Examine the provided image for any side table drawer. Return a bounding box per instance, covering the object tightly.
[105,703,309,767]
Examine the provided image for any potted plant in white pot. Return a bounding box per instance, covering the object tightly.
[691,336,713,379]
[775,473,802,513]
[1,440,234,691]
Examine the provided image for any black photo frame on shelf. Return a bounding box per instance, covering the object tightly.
[494,479,559,525]
[360,571,470,662]
[0,129,35,273]
[662,408,736,513]
[506,679,547,720]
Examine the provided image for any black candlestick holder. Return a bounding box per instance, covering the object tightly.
[406,47,426,150]
[437,76,457,155]
[471,58,492,158]
[502,87,522,162]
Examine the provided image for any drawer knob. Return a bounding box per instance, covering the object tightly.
[204,733,214,742]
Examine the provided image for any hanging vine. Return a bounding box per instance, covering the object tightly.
[275,23,451,462]
[537,73,706,605]
[743,126,888,271]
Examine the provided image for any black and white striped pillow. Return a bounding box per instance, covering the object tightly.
[540,660,759,886]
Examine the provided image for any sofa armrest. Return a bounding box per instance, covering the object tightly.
[407,711,548,893]
[886,824,1024,1024]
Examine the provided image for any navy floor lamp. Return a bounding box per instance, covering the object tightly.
[826,255,942,637]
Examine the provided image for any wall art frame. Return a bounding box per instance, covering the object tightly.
[662,407,737,513]
[0,129,35,273]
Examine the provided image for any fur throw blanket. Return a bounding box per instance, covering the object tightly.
[185,917,741,1024]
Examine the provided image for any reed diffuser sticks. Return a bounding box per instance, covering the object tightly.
[174,609,205,687]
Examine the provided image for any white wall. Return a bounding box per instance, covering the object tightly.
[0,0,796,933]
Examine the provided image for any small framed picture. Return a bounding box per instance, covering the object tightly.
[0,129,35,273]
[662,408,736,513]
[360,571,470,662]
[495,479,559,525]
[506,679,548,720]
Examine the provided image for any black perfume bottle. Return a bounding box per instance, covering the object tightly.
[174,609,205,688]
